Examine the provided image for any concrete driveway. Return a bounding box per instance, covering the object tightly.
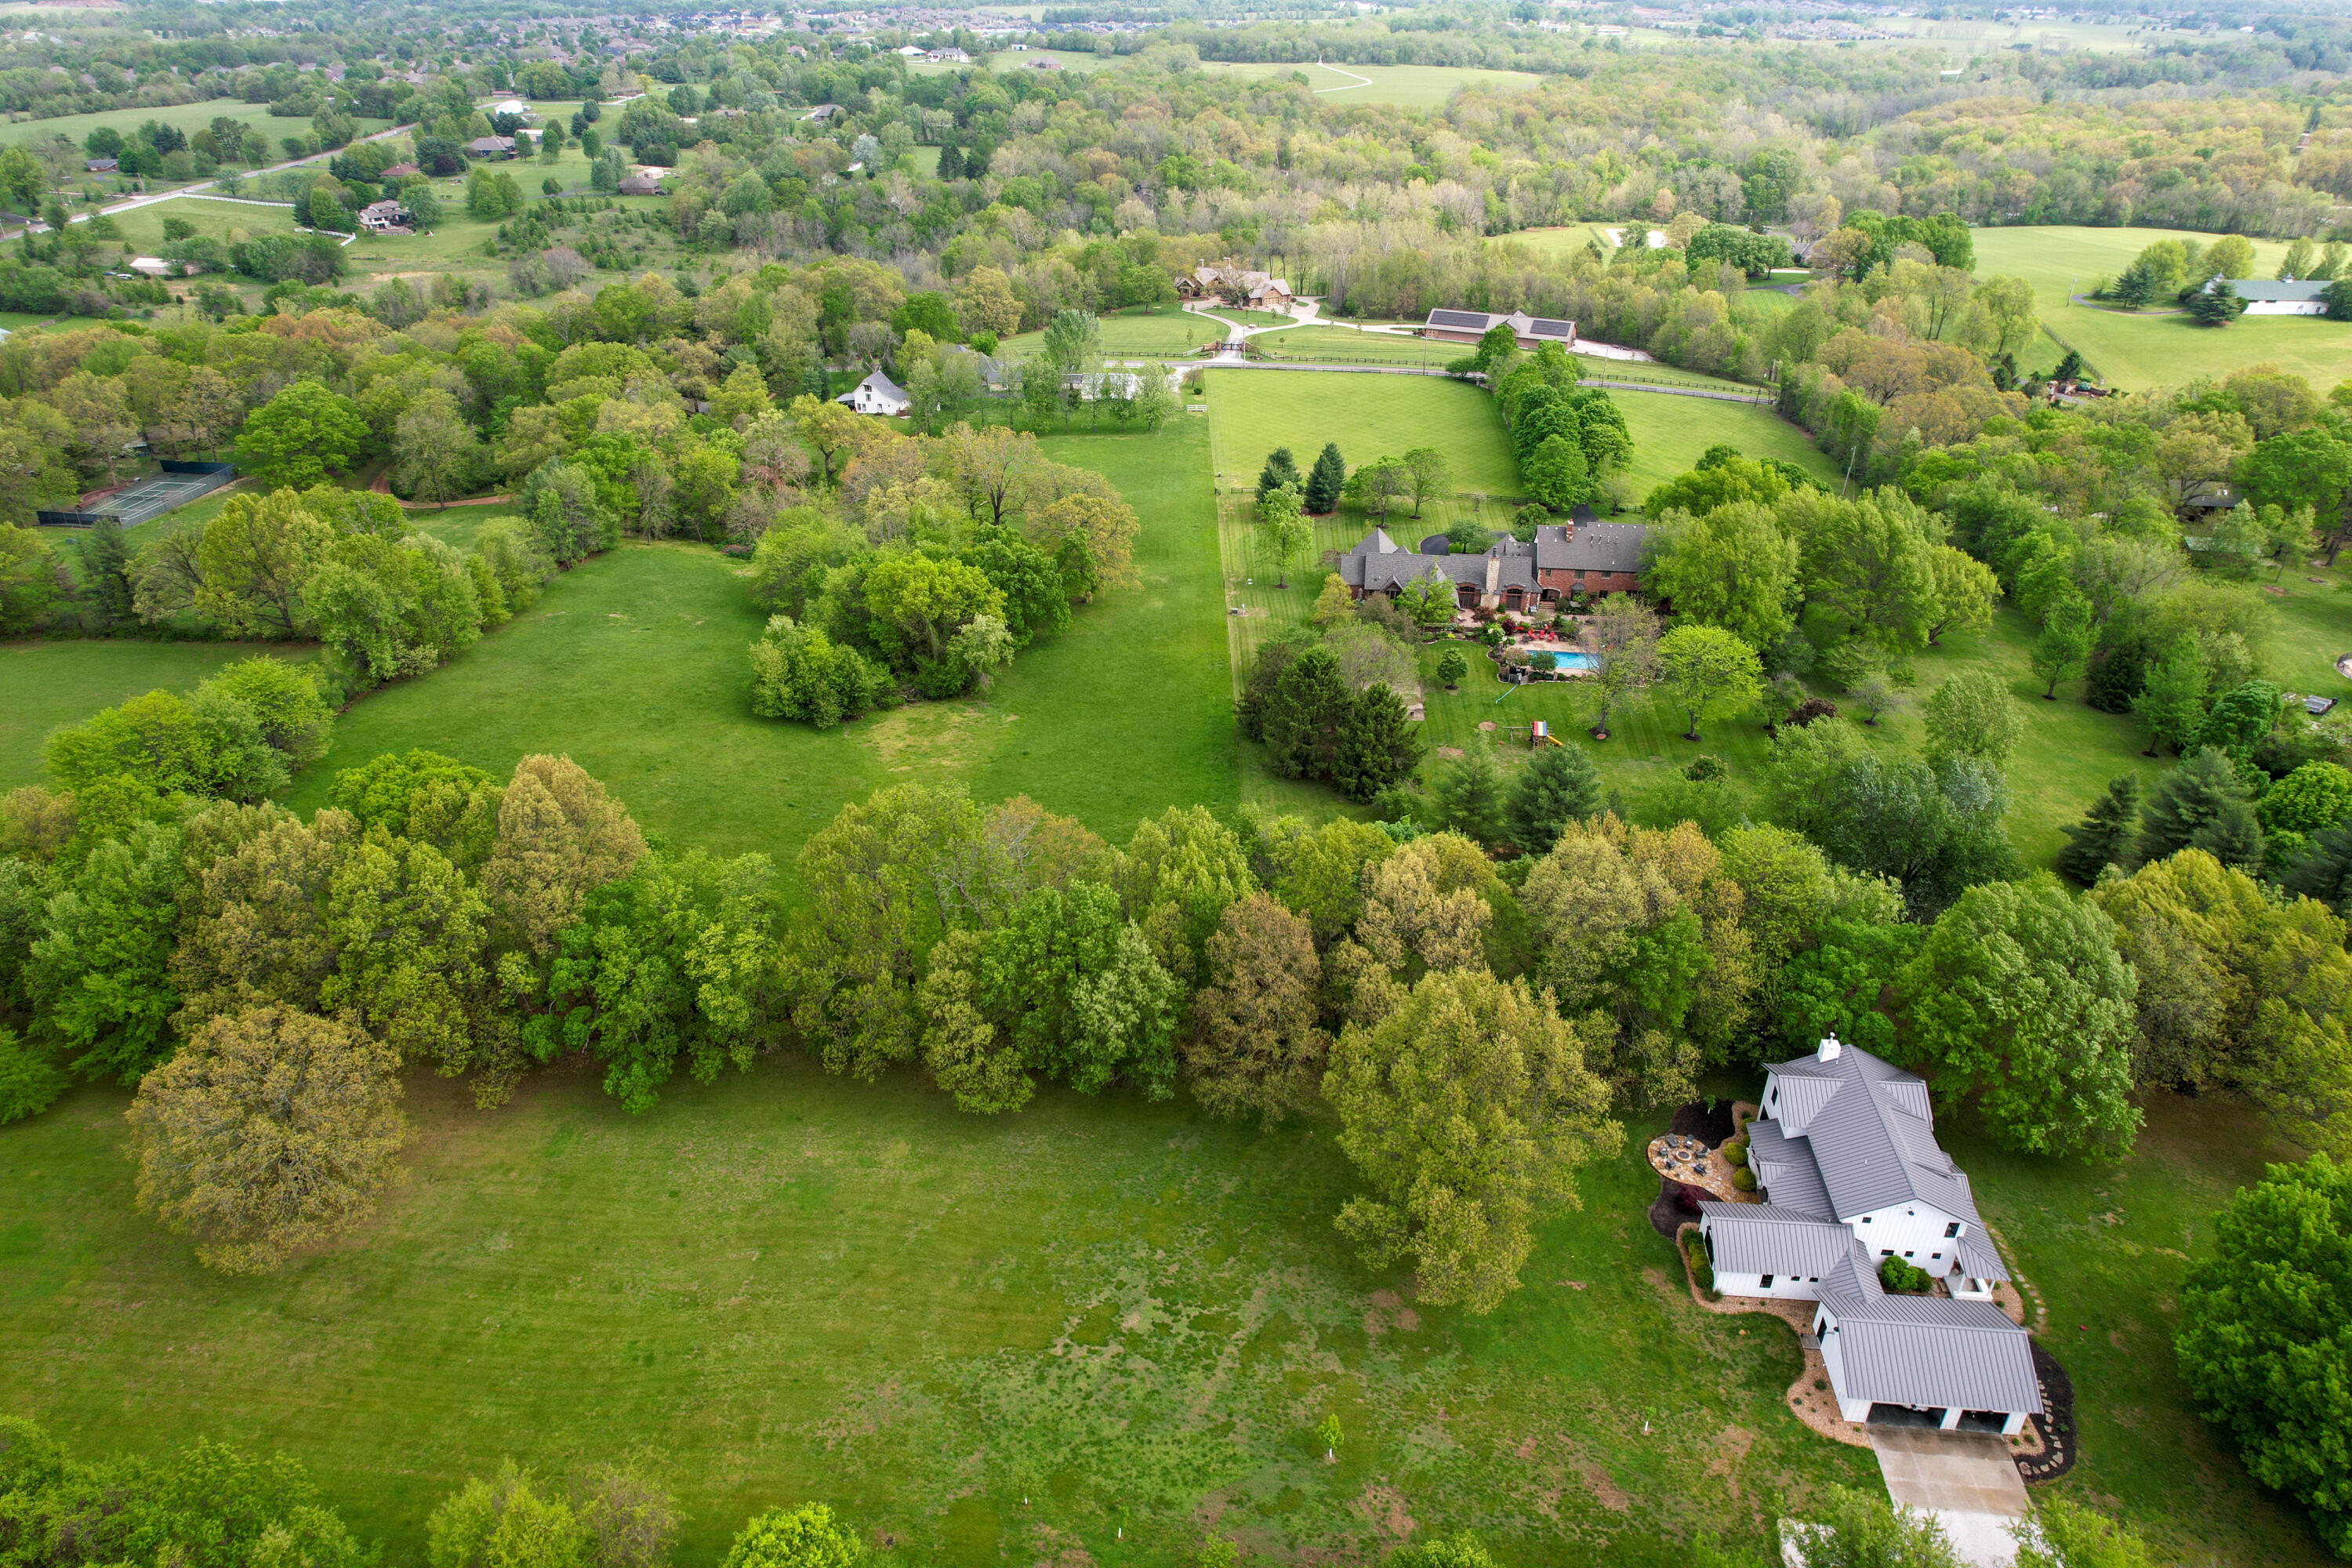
[1869,1427,2027,1567]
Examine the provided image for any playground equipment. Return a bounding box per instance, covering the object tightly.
[1501,720,1565,748]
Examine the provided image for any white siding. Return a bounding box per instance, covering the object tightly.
[2243,300,2327,315]
[1711,1270,1825,1301]
[1847,1202,1966,1270]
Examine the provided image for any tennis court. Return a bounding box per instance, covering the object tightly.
[38,463,238,529]
[103,467,238,526]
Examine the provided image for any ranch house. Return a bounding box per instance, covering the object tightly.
[1697,1038,2042,1436]
[2209,278,2329,315]
[1335,510,1646,612]
[1421,308,1577,350]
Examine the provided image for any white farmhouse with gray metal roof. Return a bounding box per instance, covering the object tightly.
[1697,1037,2042,1434]
[2209,277,2333,315]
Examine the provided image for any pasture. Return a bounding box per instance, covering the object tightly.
[996,304,1225,362]
[1610,390,1835,498]
[285,423,1234,871]
[0,99,394,155]
[1969,225,2352,390]
[1202,368,1523,497]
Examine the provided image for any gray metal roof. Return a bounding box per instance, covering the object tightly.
[1699,1203,1859,1276]
[1746,1118,1835,1219]
[1816,1237,2040,1412]
[2223,278,2330,302]
[1427,308,1499,331]
[1764,1042,1987,1230]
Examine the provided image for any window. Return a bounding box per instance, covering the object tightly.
[1930,1253,1941,1261]
[1880,1248,1893,1258]
[1761,1274,1774,1288]
[1860,1215,1871,1223]
[1807,1276,1818,1283]
[1904,1250,1915,1259]
[1945,1221,1962,1237]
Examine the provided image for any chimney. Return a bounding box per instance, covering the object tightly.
[1818,1036,1842,1062]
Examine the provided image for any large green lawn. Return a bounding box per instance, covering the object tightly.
[1611,390,1835,498]
[0,98,394,154]
[285,422,1236,871]
[1202,369,1522,498]
[1,1063,2328,1566]
[0,637,310,791]
[997,305,1226,363]
[1969,225,2352,390]
[0,1061,1878,1568]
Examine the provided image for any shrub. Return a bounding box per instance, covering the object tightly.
[1722,1138,1748,1167]
[1683,1233,1713,1290]
[1732,1167,1757,1192]
[1788,696,1839,726]
[1878,1255,1933,1294]
[0,1029,67,1124]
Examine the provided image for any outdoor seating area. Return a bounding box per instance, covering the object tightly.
[1648,1130,1751,1203]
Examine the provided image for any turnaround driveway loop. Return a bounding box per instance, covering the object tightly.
[1868,1427,2027,1568]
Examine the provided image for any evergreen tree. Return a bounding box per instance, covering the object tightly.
[1334,684,1423,801]
[2083,630,2147,714]
[1261,645,1352,781]
[1303,442,1345,515]
[1431,741,1507,848]
[1503,740,1602,856]
[2284,822,2352,916]
[77,517,133,633]
[1255,446,1301,500]
[2137,748,2263,872]
[937,143,964,180]
[2056,775,2143,885]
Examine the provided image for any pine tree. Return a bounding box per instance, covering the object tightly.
[2055,775,2143,885]
[937,143,964,180]
[1303,443,1345,515]
[1334,684,1423,801]
[1261,645,1352,781]
[2136,747,2263,872]
[2083,631,2147,714]
[78,517,133,633]
[2284,822,2352,916]
[1255,447,1301,500]
[1503,740,1602,856]
[1432,741,1507,848]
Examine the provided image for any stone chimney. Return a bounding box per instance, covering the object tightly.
[1818,1035,1842,1062]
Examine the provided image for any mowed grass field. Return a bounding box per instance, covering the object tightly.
[285,421,1236,872]
[1202,369,1523,496]
[1611,390,1835,498]
[0,98,394,154]
[997,304,1226,363]
[1969,225,2352,390]
[0,637,310,791]
[1,1060,1893,1568]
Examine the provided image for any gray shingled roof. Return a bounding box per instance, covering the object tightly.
[1764,1043,1988,1236]
[1534,521,1647,575]
[1338,524,1642,595]
[1699,1203,1858,1276]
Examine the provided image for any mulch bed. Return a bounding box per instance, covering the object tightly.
[1671,1099,1738,1145]
[2016,1339,2078,1482]
[1648,1174,1708,1238]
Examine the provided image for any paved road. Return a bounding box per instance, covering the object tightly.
[31,121,419,234]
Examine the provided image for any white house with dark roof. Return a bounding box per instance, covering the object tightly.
[1697,1037,2042,1435]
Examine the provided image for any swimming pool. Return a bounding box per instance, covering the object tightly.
[1529,651,1599,671]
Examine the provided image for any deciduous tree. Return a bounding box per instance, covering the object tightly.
[1187,893,1327,1124]
[1900,878,2139,1156]
[1325,967,1619,1312]
[1653,623,1763,742]
[126,1005,408,1273]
